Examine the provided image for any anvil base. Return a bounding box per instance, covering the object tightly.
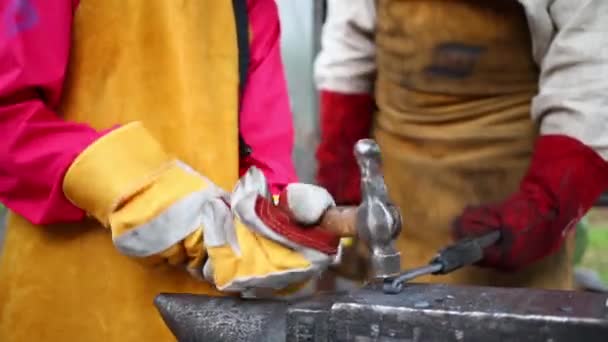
[155,283,608,342]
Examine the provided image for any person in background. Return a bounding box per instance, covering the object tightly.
[315,0,608,289]
[0,1,344,341]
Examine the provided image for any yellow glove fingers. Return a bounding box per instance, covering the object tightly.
[202,167,338,293]
[158,243,187,266]
[108,163,216,255]
[184,228,207,270]
[205,220,313,291]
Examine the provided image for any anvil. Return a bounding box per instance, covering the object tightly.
[154,283,608,342]
[152,138,608,341]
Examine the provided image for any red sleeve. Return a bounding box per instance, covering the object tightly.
[240,0,298,194]
[0,0,104,224]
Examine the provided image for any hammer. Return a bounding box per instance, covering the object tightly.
[314,139,501,291]
[313,139,403,280]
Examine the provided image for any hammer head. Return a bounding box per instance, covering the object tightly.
[354,139,402,279]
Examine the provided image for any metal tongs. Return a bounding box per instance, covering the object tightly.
[383,231,501,294]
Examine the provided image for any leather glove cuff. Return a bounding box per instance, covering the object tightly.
[316,90,375,205]
[454,135,608,270]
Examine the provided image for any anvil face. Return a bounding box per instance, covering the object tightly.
[155,283,608,342]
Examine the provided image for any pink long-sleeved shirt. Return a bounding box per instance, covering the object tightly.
[0,0,297,225]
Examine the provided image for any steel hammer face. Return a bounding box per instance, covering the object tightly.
[353,139,403,279]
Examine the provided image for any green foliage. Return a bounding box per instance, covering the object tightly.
[580,211,608,284]
[574,219,589,265]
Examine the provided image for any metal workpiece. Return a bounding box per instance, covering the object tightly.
[354,139,403,279]
[383,264,444,294]
[155,284,608,342]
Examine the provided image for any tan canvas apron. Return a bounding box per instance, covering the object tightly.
[373,0,574,289]
[0,1,244,341]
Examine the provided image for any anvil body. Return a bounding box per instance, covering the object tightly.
[155,283,608,341]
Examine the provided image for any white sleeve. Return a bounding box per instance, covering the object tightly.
[531,0,608,159]
[314,0,377,94]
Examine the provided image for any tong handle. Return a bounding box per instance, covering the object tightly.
[383,231,501,294]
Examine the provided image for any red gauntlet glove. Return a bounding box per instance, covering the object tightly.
[453,135,608,270]
[315,90,375,205]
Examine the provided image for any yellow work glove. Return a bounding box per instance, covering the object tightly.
[62,122,227,276]
[62,122,342,291]
[202,167,342,293]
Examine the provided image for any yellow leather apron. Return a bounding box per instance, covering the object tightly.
[374,0,574,289]
[0,1,243,341]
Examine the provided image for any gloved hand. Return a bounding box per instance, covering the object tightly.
[62,122,342,292]
[452,135,608,270]
[201,166,342,292]
[315,90,375,205]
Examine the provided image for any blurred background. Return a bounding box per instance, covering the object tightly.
[578,211,608,286]
[0,0,605,288]
[276,0,324,184]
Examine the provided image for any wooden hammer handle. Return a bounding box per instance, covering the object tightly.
[318,206,358,237]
